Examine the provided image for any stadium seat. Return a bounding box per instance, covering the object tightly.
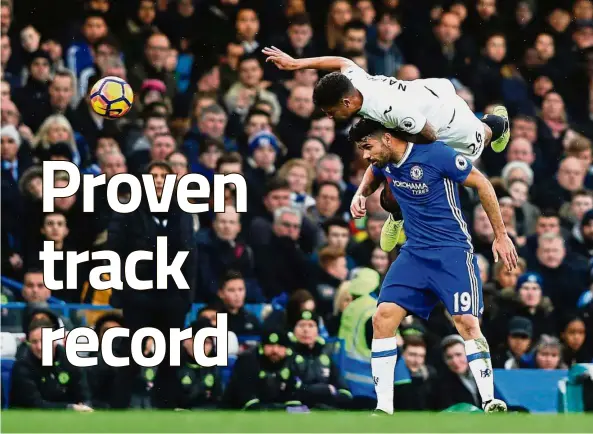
[221,355,238,388]
[0,333,17,358]
[1,358,15,409]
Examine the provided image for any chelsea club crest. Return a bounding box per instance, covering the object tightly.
[410,165,423,180]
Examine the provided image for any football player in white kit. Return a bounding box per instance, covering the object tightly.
[262,46,511,252]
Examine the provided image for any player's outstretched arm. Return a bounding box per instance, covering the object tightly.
[463,168,519,271]
[262,46,355,72]
[351,165,384,218]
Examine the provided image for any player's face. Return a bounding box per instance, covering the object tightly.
[321,100,356,121]
[357,134,393,168]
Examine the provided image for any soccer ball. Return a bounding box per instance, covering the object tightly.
[89,76,134,119]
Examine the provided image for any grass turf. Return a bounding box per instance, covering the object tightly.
[1,411,593,433]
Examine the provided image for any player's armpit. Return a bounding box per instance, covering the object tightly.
[397,122,437,144]
[416,121,437,143]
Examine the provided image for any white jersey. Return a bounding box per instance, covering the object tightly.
[343,64,486,161]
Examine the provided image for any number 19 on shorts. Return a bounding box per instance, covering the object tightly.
[453,291,471,313]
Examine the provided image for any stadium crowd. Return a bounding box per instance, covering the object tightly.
[1,0,593,412]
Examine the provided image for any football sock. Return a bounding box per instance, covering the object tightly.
[371,337,398,414]
[481,114,508,142]
[464,336,494,404]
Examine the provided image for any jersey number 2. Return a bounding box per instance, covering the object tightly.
[453,292,471,313]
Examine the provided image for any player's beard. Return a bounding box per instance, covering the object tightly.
[373,145,393,168]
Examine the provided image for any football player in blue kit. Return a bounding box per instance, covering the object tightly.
[348,118,518,415]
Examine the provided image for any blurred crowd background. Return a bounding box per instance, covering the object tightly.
[1,0,593,412]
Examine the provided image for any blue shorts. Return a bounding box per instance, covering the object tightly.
[377,247,483,320]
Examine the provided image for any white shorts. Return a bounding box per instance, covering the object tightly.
[436,93,486,162]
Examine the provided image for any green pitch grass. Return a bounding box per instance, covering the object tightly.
[2,411,592,433]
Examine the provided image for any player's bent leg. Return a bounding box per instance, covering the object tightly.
[452,314,507,413]
[379,184,404,253]
[482,106,510,153]
[371,302,407,415]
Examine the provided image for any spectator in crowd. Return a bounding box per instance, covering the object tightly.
[492,316,533,369]
[559,313,593,366]
[88,312,125,409]
[393,335,435,411]
[223,329,302,410]
[10,318,92,411]
[311,246,349,317]
[431,335,481,410]
[195,205,256,301]
[366,10,404,77]
[107,161,196,408]
[307,181,347,226]
[163,318,223,410]
[289,310,352,409]
[215,270,262,336]
[570,208,593,259]
[254,206,311,299]
[529,335,566,370]
[249,177,320,255]
[530,232,588,311]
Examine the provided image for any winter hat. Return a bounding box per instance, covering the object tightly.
[0,125,21,148]
[515,272,543,291]
[248,131,280,155]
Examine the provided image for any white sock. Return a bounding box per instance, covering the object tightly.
[464,336,494,404]
[371,337,398,414]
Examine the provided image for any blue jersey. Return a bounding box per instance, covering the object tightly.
[372,141,473,251]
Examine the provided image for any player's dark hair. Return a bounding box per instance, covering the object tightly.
[322,216,350,235]
[265,176,291,195]
[344,19,367,34]
[220,270,244,289]
[313,72,356,108]
[288,12,312,27]
[348,118,387,144]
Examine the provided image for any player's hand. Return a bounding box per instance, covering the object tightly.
[262,46,300,70]
[492,234,518,272]
[350,194,367,219]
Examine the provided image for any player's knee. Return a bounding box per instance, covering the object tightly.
[372,303,401,337]
[452,314,481,339]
